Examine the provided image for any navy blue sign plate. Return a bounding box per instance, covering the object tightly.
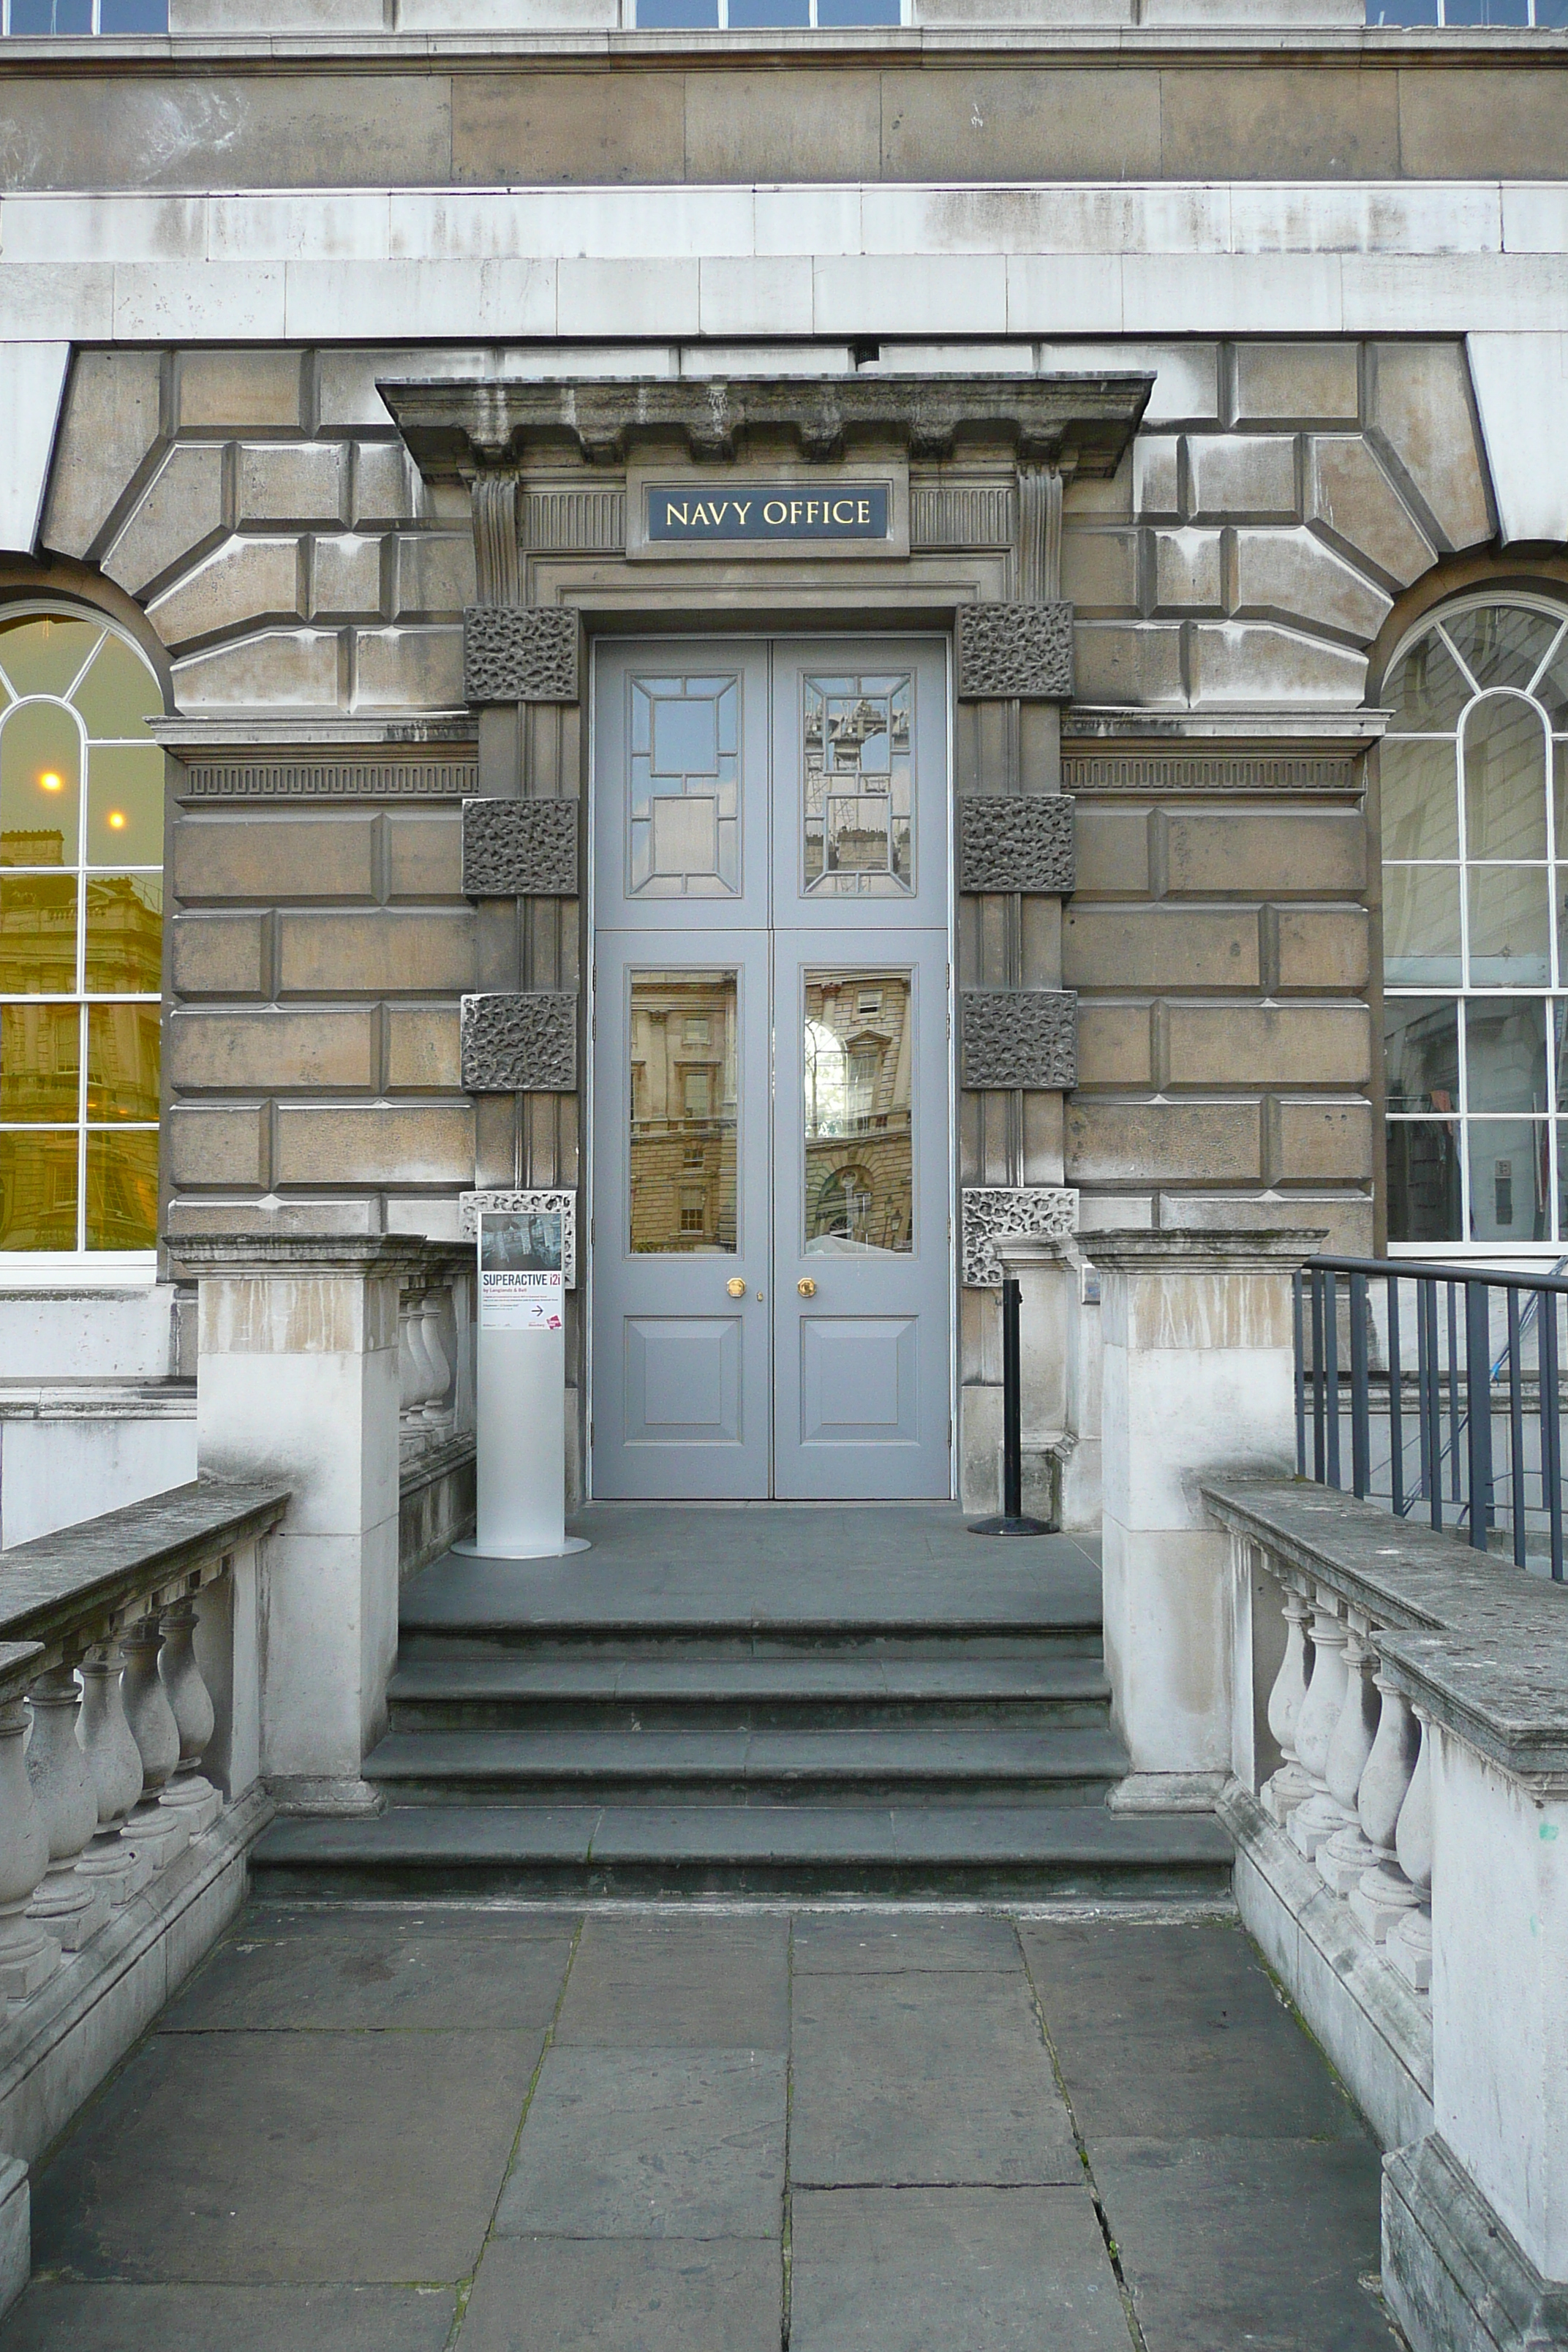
[647,485,890,543]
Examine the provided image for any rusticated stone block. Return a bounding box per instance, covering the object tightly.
[956,603,1074,701]
[463,606,579,704]
[961,1186,1078,1288]
[461,992,577,1093]
[960,991,1077,1090]
[959,796,1074,894]
[462,799,579,897]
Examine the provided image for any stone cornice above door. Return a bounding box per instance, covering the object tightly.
[377,374,1153,481]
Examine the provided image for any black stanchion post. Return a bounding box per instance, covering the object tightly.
[969,1274,1057,1537]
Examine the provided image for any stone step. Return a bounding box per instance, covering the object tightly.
[397,1624,1104,1665]
[361,1723,1129,1807]
[386,1653,1113,1733]
[252,1801,1234,1902]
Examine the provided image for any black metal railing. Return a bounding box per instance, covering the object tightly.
[1294,1254,1568,1580]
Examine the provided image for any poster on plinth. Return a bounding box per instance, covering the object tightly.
[468,1210,587,1561]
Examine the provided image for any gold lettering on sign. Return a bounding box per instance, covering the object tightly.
[764,501,787,524]
[734,501,752,524]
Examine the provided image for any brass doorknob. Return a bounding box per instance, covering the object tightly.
[798,1277,816,1297]
[727,1277,747,1298]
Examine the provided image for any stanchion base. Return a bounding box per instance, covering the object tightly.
[967,1514,1058,1538]
[451,1535,593,1560]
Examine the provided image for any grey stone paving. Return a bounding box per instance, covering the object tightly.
[3,1905,1400,2352]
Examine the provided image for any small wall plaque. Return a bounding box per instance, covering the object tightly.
[625,462,909,562]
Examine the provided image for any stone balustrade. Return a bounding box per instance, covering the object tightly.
[0,1477,287,2013]
[1205,1478,1568,2352]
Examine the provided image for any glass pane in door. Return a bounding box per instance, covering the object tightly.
[628,969,738,1253]
[802,673,913,895]
[802,968,913,1254]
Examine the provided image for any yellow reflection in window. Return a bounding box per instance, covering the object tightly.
[0,875,78,995]
[86,875,162,996]
[87,1002,160,1123]
[0,702,81,867]
[88,745,164,867]
[0,1130,78,1251]
[0,614,100,701]
[86,1128,158,1251]
[1,1002,81,1123]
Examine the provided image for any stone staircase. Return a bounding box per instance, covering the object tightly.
[254,1508,1232,1900]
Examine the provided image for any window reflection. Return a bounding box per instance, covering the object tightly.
[1380,594,1568,1244]
[628,970,737,1254]
[802,674,913,897]
[0,609,163,1252]
[804,969,912,1255]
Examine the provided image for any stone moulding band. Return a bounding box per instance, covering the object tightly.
[958,795,1075,894]
[382,374,1152,478]
[961,1188,1079,1289]
[459,1189,577,1288]
[459,992,578,1093]
[960,990,1078,1091]
[1061,753,1359,794]
[463,606,580,705]
[176,759,478,799]
[461,798,579,898]
[957,603,1074,701]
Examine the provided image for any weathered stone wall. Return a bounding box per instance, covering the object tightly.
[4,53,1568,192]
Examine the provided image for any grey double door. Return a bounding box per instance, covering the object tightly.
[590,636,951,1500]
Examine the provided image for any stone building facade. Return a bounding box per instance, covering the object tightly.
[0,0,1565,1512]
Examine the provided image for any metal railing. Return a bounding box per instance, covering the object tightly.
[1294,1254,1568,1580]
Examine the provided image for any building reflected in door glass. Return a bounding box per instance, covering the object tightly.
[628,969,738,1253]
[804,968,913,1255]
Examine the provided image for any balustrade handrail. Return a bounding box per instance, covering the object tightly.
[1294,1252,1568,1579]
[0,1475,290,1672]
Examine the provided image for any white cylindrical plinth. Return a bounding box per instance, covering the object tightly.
[475,1324,567,1559]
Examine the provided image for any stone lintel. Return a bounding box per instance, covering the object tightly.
[960,990,1077,1091]
[958,794,1074,894]
[460,992,577,1093]
[382,374,1151,480]
[957,603,1074,702]
[461,798,579,897]
[463,606,579,705]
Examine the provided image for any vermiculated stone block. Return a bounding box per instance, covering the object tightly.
[463,606,579,704]
[960,991,1077,1090]
[956,603,1074,701]
[958,796,1075,894]
[461,799,579,897]
[461,992,577,1093]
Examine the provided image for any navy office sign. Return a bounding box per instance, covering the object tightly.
[648,484,890,543]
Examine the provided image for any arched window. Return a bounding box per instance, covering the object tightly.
[0,607,164,1264]
[1382,594,1568,1248]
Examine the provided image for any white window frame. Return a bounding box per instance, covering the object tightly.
[0,601,163,1289]
[625,0,912,26]
[1382,589,1568,1262]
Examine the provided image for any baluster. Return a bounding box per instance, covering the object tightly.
[1350,1665,1422,1943]
[1318,1616,1383,1893]
[24,1663,109,1950]
[0,1695,59,1999]
[119,1615,191,1873]
[75,1641,154,1906]
[156,1599,222,1838]
[419,1288,453,1428]
[1289,1589,1352,1859]
[1386,1711,1433,1994]
[1262,1581,1314,1823]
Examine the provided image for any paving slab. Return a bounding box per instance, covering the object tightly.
[789,1968,1079,2186]
[1022,1920,1363,2141]
[1092,2136,1394,2352]
[556,1915,789,2048]
[162,1907,578,2034]
[30,2029,541,2284]
[0,2283,455,2352]
[494,2047,788,2240]
[791,1912,1024,1974]
[456,2236,783,2352]
[788,2185,1128,2352]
